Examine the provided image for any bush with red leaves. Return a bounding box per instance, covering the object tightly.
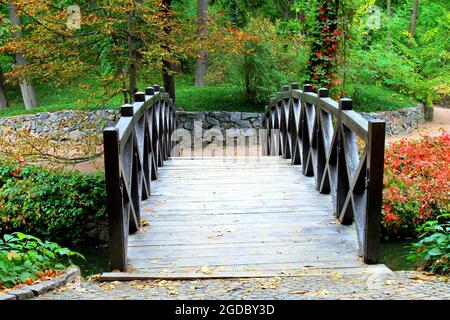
[382,132,450,239]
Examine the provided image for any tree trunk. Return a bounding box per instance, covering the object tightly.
[194,0,208,87]
[407,0,419,48]
[128,9,137,101]
[8,1,38,109]
[161,0,176,103]
[386,0,392,49]
[0,66,8,109]
[162,60,176,103]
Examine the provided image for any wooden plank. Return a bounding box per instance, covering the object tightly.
[128,243,358,259]
[140,211,334,225]
[127,230,357,246]
[127,236,357,250]
[99,265,373,281]
[143,199,333,212]
[145,192,331,204]
[128,258,362,271]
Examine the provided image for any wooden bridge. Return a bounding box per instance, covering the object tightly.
[100,83,386,279]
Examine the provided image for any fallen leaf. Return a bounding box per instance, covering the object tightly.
[167,290,179,295]
[200,265,214,275]
[409,276,427,282]
[333,272,343,279]
[316,290,329,295]
[288,290,308,294]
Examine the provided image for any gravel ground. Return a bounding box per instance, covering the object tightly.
[35,268,450,300]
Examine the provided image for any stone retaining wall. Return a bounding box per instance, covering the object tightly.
[359,104,425,136]
[176,111,264,131]
[0,105,425,137]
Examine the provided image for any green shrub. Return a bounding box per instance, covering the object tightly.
[0,164,106,244]
[407,215,450,275]
[0,232,82,288]
[348,84,417,112]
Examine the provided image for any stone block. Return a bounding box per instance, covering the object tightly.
[7,288,35,300]
[0,294,16,300]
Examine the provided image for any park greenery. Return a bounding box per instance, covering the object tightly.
[0,232,82,288]
[0,0,448,114]
[0,163,106,244]
[0,0,448,281]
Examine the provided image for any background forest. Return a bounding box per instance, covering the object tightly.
[0,0,448,116]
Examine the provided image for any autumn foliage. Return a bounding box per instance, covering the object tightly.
[382,132,450,239]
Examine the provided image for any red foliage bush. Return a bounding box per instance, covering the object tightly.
[382,132,450,239]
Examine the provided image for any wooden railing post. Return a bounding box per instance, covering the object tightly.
[315,88,328,191]
[336,98,353,223]
[103,127,127,271]
[153,85,163,168]
[290,82,301,165]
[145,86,158,180]
[364,120,385,263]
[269,96,279,156]
[282,85,291,159]
[301,84,313,176]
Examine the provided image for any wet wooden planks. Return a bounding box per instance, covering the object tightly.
[125,156,363,278]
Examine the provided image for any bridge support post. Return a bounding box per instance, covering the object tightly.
[103,127,127,271]
[363,120,385,264]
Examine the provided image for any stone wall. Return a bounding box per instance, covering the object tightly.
[359,104,426,136]
[0,110,119,138]
[176,111,264,131]
[85,214,109,244]
[0,105,425,138]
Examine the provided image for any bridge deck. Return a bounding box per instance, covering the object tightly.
[124,156,363,278]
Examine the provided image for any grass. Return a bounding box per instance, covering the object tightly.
[0,74,416,117]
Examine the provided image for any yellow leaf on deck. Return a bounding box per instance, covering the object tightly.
[200,265,214,275]
[316,290,329,295]
[333,272,343,279]
[288,290,308,295]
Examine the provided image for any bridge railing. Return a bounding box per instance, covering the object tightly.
[264,83,385,264]
[103,85,175,271]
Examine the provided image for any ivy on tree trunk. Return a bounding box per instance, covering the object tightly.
[306,0,340,89]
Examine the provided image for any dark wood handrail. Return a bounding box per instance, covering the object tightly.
[103,85,176,271]
[263,83,386,263]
